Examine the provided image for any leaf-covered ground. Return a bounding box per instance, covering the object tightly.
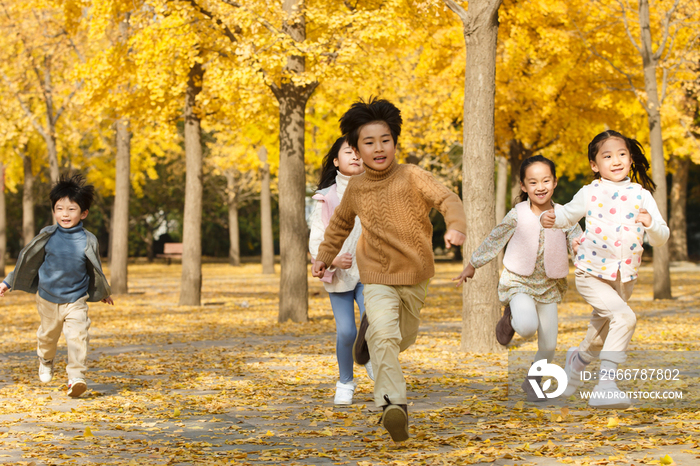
[1,262,699,465]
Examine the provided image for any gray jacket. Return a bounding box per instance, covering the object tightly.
[3,224,111,302]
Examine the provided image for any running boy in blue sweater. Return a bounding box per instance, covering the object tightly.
[0,174,113,397]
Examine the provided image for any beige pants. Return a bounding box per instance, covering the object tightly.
[575,269,636,365]
[364,280,428,407]
[36,294,91,380]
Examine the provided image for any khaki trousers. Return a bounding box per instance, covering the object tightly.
[36,294,91,380]
[364,280,428,407]
[575,269,636,365]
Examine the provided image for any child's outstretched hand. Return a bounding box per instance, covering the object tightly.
[444,229,466,249]
[452,263,475,287]
[540,209,556,228]
[101,296,114,305]
[332,253,353,270]
[637,208,651,227]
[572,238,581,255]
[312,260,327,278]
[0,282,8,297]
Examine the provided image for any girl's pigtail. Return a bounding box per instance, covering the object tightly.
[627,137,657,193]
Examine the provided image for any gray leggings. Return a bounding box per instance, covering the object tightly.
[328,282,365,383]
[509,293,558,363]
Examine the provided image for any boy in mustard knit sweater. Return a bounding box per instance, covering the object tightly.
[312,97,466,442]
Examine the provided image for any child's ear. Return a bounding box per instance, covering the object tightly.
[520,183,527,193]
[590,160,599,173]
[80,209,89,220]
[333,158,339,168]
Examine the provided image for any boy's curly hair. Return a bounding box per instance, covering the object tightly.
[339,96,402,149]
[50,174,95,212]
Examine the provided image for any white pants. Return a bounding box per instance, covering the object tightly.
[509,293,558,363]
[574,269,636,365]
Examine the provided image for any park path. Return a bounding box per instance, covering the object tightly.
[1,262,699,465]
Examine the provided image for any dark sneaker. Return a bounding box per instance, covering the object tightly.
[521,376,545,402]
[380,395,409,442]
[353,313,370,365]
[496,304,515,346]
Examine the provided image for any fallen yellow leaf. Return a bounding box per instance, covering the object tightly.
[660,454,674,465]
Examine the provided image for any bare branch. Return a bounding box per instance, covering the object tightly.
[54,80,84,122]
[176,0,239,43]
[443,0,469,24]
[0,69,48,139]
[616,0,642,53]
[654,0,682,61]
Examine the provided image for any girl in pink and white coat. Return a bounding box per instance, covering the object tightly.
[454,156,582,400]
[541,130,669,409]
[309,137,374,406]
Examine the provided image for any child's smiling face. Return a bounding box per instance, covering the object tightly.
[591,137,632,182]
[520,162,557,212]
[53,197,88,229]
[354,122,396,171]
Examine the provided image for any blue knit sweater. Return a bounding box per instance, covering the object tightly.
[37,222,89,304]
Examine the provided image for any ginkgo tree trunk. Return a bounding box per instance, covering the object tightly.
[225,168,241,267]
[110,118,131,294]
[258,146,275,275]
[445,0,503,353]
[638,0,671,299]
[0,165,5,274]
[269,0,318,323]
[179,61,205,306]
[22,151,34,246]
[109,13,132,295]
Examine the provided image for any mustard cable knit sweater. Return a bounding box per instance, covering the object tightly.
[316,159,467,286]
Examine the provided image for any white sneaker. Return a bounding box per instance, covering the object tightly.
[588,383,631,409]
[67,378,87,398]
[334,380,357,405]
[562,347,583,397]
[38,358,54,383]
[364,361,375,381]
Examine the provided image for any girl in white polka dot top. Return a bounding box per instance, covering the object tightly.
[540,130,669,409]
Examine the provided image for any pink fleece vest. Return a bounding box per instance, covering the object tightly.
[502,201,569,279]
[311,185,340,283]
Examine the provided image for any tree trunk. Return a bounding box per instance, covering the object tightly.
[22,153,35,246]
[145,228,154,263]
[0,166,6,274]
[179,61,204,306]
[446,0,503,353]
[495,155,508,269]
[45,130,60,185]
[226,168,241,267]
[508,139,531,205]
[110,118,131,294]
[669,155,689,262]
[638,0,671,299]
[269,0,318,322]
[258,146,275,274]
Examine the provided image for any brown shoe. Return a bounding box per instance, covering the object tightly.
[353,313,370,365]
[496,304,515,346]
[380,395,409,442]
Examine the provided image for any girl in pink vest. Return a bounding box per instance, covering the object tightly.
[309,136,373,405]
[454,156,582,401]
[541,130,669,409]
